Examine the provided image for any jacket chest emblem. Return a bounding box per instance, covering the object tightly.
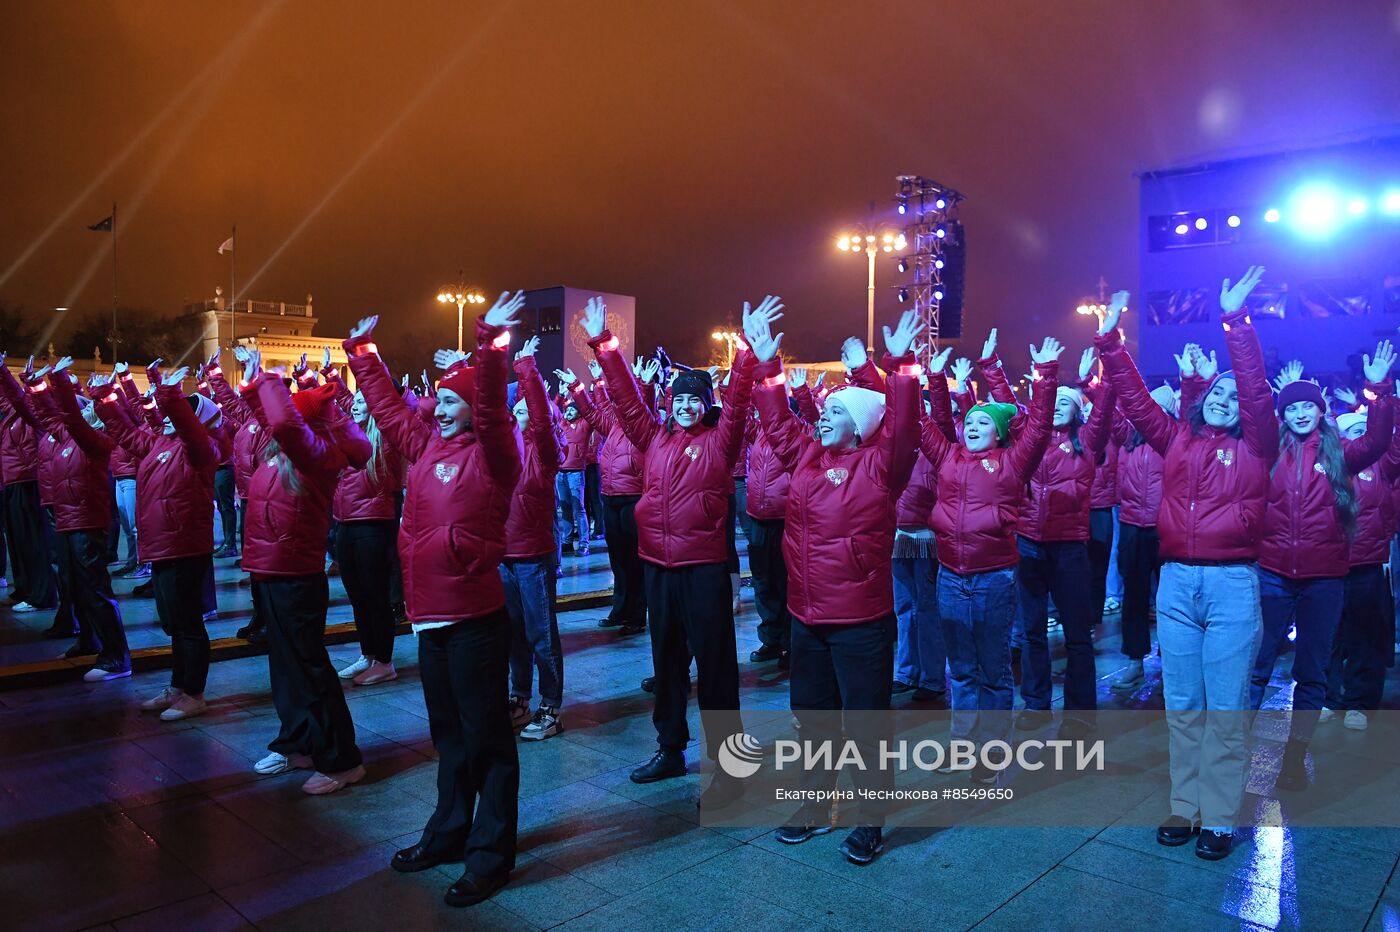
[683,446,699,461]
[1313,462,1328,476]
[157,450,173,464]
[981,459,999,474]
[1359,470,1374,482]
[61,447,73,458]
[1215,449,1233,467]
[434,463,459,484]
[826,467,849,487]
[1058,441,1073,454]
[248,424,259,434]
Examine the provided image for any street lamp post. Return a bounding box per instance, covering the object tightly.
[1076,276,1124,331]
[436,273,486,354]
[837,227,907,350]
[711,328,741,365]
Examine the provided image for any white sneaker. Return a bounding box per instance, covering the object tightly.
[140,686,184,712]
[1110,660,1145,692]
[159,694,209,721]
[302,764,365,795]
[83,664,132,683]
[1318,707,1336,723]
[508,695,532,730]
[1103,597,1122,613]
[255,751,314,775]
[521,706,561,741]
[11,601,36,613]
[338,655,371,680]
[352,661,397,686]
[1344,710,1369,731]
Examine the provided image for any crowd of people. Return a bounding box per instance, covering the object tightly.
[4,266,1398,906]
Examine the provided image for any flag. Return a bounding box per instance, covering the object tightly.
[88,215,114,232]
[218,236,234,255]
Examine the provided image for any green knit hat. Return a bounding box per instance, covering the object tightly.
[967,402,1017,441]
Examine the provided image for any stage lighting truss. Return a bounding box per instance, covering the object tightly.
[895,174,964,363]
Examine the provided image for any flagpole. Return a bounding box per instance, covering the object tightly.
[229,224,236,354]
[110,201,119,364]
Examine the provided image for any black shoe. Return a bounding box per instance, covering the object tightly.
[779,650,790,670]
[968,762,998,786]
[62,639,100,660]
[1057,716,1096,742]
[891,680,915,694]
[838,826,884,865]
[390,843,450,873]
[641,676,656,694]
[750,644,783,663]
[41,623,80,640]
[1015,709,1053,731]
[776,810,832,844]
[911,687,946,703]
[630,749,686,784]
[132,581,153,597]
[698,773,744,810]
[618,623,645,636]
[1195,829,1233,861]
[598,615,626,628]
[235,623,266,643]
[444,871,508,907]
[1156,815,1199,847]
[392,604,407,625]
[202,610,219,625]
[1275,738,1310,792]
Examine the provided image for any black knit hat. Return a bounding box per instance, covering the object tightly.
[670,369,714,410]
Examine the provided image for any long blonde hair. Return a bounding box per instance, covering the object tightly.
[263,438,302,496]
[363,413,386,485]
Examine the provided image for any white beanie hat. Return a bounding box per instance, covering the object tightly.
[187,393,223,428]
[1055,386,1085,415]
[1337,411,1367,435]
[828,386,886,442]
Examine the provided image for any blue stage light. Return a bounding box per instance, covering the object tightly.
[897,258,908,273]
[897,288,908,303]
[1174,223,1188,235]
[1287,183,1343,238]
[1194,217,1208,230]
[935,198,947,210]
[1264,208,1280,223]
[1382,190,1400,216]
[1226,215,1242,228]
[934,258,944,270]
[1348,198,1368,216]
[897,201,907,215]
[933,289,944,301]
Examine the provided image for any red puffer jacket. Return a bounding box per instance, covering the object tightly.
[505,355,560,560]
[584,329,754,568]
[1117,436,1165,528]
[243,375,371,577]
[1349,427,1400,566]
[746,429,793,521]
[95,383,220,563]
[346,317,520,624]
[559,416,592,471]
[895,452,939,530]
[1258,392,1394,580]
[922,361,1057,574]
[30,376,114,532]
[753,354,920,625]
[208,368,262,500]
[1097,311,1275,564]
[574,378,654,497]
[1090,442,1119,509]
[333,440,404,522]
[0,404,39,485]
[1017,383,1115,543]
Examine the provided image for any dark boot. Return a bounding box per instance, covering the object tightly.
[1275,738,1310,792]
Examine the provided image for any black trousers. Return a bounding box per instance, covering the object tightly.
[336,520,398,663]
[1017,537,1097,712]
[153,555,213,695]
[601,495,646,626]
[46,507,76,634]
[584,464,603,537]
[6,482,55,609]
[389,489,405,611]
[63,528,127,667]
[417,610,518,878]
[214,465,237,551]
[645,561,742,758]
[260,573,362,773]
[747,517,790,650]
[105,475,119,562]
[724,494,740,575]
[1326,564,1393,711]
[1088,508,1115,630]
[1116,523,1159,660]
[790,614,896,821]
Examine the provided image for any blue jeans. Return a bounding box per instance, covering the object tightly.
[893,556,946,691]
[502,558,563,708]
[115,477,138,563]
[1157,562,1262,830]
[1017,537,1097,712]
[554,470,588,562]
[1251,568,1344,741]
[938,566,1016,746]
[1105,506,1124,601]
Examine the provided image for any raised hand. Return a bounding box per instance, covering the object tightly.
[1220,265,1265,314]
[1099,290,1130,336]
[433,348,468,371]
[90,372,111,390]
[55,355,75,373]
[1334,386,1358,408]
[639,359,661,385]
[746,312,784,363]
[162,366,190,387]
[1272,359,1304,392]
[981,328,998,360]
[1173,343,1199,378]
[813,370,826,390]
[1029,337,1065,365]
[231,346,248,365]
[587,358,602,379]
[1191,346,1219,381]
[23,355,34,378]
[580,296,607,338]
[840,337,868,371]
[349,315,378,340]
[787,366,808,390]
[554,368,579,388]
[296,352,308,373]
[33,365,51,380]
[1363,339,1396,383]
[741,294,785,338]
[517,335,540,361]
[207,349,221,369]
[883,309,922,358]
[321,346,331,371]
[485,290,525,328]
[929,346,953,374]
[1078,347,1097,381]
[242,348,262,383]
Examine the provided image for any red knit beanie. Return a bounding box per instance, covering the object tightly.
[292,382,337,420]
[437,362,475,402]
